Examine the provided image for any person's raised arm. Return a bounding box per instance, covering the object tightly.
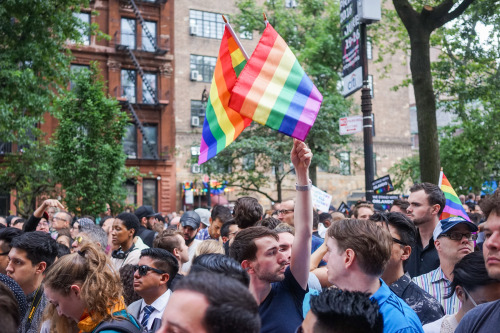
[24,199,65,232]
[290,139,312,290]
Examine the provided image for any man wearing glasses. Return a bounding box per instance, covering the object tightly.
[413,216,478,315]
[128,248,179,332]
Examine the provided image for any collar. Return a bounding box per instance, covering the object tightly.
[371,279,391,305]
[140,289,172,314]
[77,297,126,333]
[430,266,450,284]
[389,273,412,297]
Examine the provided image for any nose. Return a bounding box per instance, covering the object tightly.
[485,231,500,251]
[5,261,13,274]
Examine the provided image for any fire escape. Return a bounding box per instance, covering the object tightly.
[116,0,169,160]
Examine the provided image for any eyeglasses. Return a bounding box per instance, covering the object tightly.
[440,232,478,241]
[53,217,69,223]
[277,209,294,215]
[132,265,166,277]
[392,237,408,246]
[0,251,9,256]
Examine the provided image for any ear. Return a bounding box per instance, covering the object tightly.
[241,260,254,274]
[36,262,47,274]
[222,236,229,243]
[209,217,213,224]
[129,227,135,237]
[70,284,82,297]
[401,245,412,261]
[173,248,181,259]
[434,239,441,251]
[344,249,356,269]
[455,286,466,303]
[431,204,441,216]
[160,273,170,286]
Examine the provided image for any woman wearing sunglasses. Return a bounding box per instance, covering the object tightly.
[423,251,500,332]
[42,242,141,333]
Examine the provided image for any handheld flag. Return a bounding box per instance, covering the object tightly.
[198,25,252,164]
[438,170,471,221]
[229,23,323,141]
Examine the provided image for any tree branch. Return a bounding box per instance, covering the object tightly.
[433,0,475,30]
[392,0,420,32]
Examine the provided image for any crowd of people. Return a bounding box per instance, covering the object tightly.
[0,139,499,333]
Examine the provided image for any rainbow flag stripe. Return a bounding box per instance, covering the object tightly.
[198,26,252,164]
[228,23,322,141]
[439,171,471,221]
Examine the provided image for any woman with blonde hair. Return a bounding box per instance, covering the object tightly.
[193,239,224,260]
[42,243,140,333]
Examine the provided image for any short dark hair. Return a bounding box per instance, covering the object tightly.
[191,253,250,287]
[12,218,25,227]
[229,226,278,263]
[174,271,260,333]
[233,197,263,229]
[220,219,238,238]
[391,199,409,212]
[211,205,232,223]
[140,248,179,288]
[256,217,281,230]
[0,228,23,253]
[115,212,140,237]
[310,288,383,333]
[327,219,391,276]
[447,251,500,299]
[11,231,58,268]
[56,243,71,258]
[153,229,183,253]
[480,188,500,220]
[319,212,332,224]
[370,212,416,248]
[410,182,446,215]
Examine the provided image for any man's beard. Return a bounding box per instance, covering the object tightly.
[255,264,286,283]
[185,235,196,246]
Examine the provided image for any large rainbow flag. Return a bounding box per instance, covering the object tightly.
[198,26,252,164]
[228,23,323,140]
[439,170,471,221]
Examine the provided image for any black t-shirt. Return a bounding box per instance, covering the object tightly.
[405,231,439,278]
[259,267,308,333]
[455,299,500,333]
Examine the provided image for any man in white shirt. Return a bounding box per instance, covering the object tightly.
[179,211,202,272]
[128,248,179,331]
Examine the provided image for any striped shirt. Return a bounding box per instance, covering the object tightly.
[412,266,460,315]
[195,228,212,240]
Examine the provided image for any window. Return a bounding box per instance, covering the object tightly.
[339,152,350,175]
[190,55,216,83]
[142,73,157,104]
[0,142,12,154]
[191,100,206,127]
[125,180,137,206]
[191,146,201,156]
[368,75,374,98]
[121,69,136,103]
[189,10,225,39]
[121,18,136,49]
[142,124,158,159]
[143,179,157,211]
[73,12,90,45]
[123,124,137,159]
[70,64,89,90]
[142,21,157,52]
[367,37,373,60]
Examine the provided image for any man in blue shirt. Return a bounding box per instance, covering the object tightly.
[323,218,423,333]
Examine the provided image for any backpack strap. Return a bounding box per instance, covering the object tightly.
[93,318,142,333]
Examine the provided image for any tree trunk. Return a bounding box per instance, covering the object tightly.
[408,28,441,184]
[310,163,317,186]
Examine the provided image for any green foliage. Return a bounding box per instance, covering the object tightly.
[208,0,351,199]
[0,142,57,217]
[388,155,420,192]
[0,0,90,145]
[51,64,129,216]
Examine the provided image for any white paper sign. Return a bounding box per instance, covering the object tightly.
[311,185,333,212]
[185,190,194,205]
[339,115,363,135]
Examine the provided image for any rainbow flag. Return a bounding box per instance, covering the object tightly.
[439,171,471,221]
[228,23,322,140]
[198,26,252,164]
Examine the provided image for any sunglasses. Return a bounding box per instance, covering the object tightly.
[133,265,167,277]
[440,232,478,242]
[75,236,84,244]
[392,237,408,246]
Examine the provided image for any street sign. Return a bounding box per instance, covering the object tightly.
[339,115,363,135]
[341,0,363,97]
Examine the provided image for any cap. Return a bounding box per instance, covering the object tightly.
[135,205,156,220]
[180,211,201,229]
[433,216,478,240]
[194,208,211,227]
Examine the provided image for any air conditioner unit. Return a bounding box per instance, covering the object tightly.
[190,70,199,81]
[191,164,201,174]
[191,116,200,127]
[190,25,199,36]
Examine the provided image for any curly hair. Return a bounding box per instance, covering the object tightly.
[43,242,123,324]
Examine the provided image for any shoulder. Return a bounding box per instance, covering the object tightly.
[456,300,500,332]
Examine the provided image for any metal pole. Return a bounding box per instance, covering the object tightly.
[360,22,374,202]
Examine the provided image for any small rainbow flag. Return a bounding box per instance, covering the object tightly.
[228,23,322,140]
[439,170,471,221]
[198,26,252,164]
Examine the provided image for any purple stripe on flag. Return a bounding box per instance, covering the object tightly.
[292,84,322,140]
[443,207,471,220]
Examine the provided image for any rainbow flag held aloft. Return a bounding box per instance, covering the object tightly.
[439,171,471,221]
[198,26,252,164]
[228,23,323,141]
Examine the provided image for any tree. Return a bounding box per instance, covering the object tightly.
[391,0,475,184]
[200,0,351,200]
[51,64,129,216]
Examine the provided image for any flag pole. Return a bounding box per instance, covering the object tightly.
[263,12,269,26]
[438,167,444,187]
[221,15,249,61]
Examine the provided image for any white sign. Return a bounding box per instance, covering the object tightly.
[185,190,194,205]
[311,185,333,212]
[342,66,363,97]
[339,115,363,135]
